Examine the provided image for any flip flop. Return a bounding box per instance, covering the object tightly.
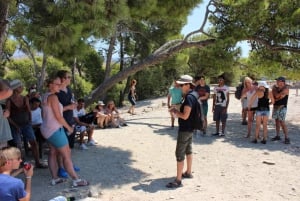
[51,178,66,186]
[73,179,89,187]
[182,172,193,179]
[166,180,182,188]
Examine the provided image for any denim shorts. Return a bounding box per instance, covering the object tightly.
[175,131,193,162]
[11,124,36,145]
[256,110,270,117]
[47,128,68,148]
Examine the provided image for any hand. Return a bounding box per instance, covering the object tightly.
[68,103,77,110]
[67,127,74,134]
[3,109,10,118]
[23,164,34,178]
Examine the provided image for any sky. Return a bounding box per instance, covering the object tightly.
[181,0,250,57]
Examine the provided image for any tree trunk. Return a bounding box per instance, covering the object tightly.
[0,0,9,57]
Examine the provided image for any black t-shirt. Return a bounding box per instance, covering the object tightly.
[195,85,210,106]
[178,91,198,132]
[56,87,74,126]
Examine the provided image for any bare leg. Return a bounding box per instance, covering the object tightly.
[246,111,254,137]
[176,160,184,182]
[255,116,262,140]
[48,145,59,179]
[57,145,78,180]
[262,116,268,140]
[215,121,220,133]
[185,154,192,174]
[29,140,41,166]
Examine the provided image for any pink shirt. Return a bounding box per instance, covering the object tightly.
[40,93,63,139]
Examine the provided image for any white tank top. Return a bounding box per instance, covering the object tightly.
[40,92,63,139]
[247,89,258,108]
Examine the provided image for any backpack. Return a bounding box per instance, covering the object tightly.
[188,91,204,131]
[235,84,244,100]
[78,112,95,124]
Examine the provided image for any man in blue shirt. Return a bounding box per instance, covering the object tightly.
[167,81,182,128]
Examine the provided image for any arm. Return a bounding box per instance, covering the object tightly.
[269,90,275,105]
[5,99,19,130]
[212,94,216,112]
[199,92,209,101]
[173,105,191,120]
[225,91,230,109]
[19,164,34,201]
[24,96,32,122]
[48,94,73,133]
[167,94,171,108]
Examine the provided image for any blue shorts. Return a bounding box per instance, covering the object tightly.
[11,124,36,145]
[47,128,69,148]
[256,110,270,117]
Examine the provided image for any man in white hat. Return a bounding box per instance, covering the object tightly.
[166,75,197,188]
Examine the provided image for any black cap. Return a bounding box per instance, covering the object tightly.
[276,76,286,82]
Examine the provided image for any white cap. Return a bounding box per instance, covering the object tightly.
[257,81,269,88]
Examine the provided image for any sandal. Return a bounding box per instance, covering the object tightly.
[182,172,193,179]
[51,178,66,186]
[73,179,89,187]
[166,180,182,188]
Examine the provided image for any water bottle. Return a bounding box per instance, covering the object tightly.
[49,196,75,201]
[49,196,67,201]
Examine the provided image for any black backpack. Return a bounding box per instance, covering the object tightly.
[188,91,204,131]
[235,84,244,100]
[78,112,95,124]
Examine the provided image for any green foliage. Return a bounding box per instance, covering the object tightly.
[72,75,93,99]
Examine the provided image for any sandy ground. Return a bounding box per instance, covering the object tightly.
[24,90,300,201]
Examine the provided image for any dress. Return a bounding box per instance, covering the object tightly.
[0,174,27,201]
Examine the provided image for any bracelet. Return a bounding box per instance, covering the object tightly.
[26,176,32,179]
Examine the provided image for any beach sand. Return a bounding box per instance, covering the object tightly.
[27,90,300,201]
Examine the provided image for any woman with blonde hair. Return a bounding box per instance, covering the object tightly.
[40,75,89,186]
[128,79,137,115]
[241,77,258,138]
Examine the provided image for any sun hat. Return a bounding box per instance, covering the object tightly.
[97,100,105,106]
[257,81,269,88]
[176,75,194,85]
[275,76,286,82]
[9,79,23,90]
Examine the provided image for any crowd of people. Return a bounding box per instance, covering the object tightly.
[0,71,291,198]
[0,71,134,200]
[166,74,290,189]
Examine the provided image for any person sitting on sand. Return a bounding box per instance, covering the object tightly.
[93,101,109,129]
[105,100,127,128]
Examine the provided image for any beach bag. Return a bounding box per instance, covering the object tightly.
[235,84,243,100]
[188,91,204,131]
[78,112,95,124]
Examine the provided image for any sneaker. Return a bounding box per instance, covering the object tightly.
[87,140,97,146]
[219,133,225,137]
[261,139,267,144]
[58,168,68,178]
[242,121,248,125]
[271,136,281,141]
[79,144,89,150]
[122,123,128,126]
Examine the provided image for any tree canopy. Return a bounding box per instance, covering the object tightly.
[0,0,299,106]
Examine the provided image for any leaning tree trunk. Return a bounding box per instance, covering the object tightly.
[0,0,9,57]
